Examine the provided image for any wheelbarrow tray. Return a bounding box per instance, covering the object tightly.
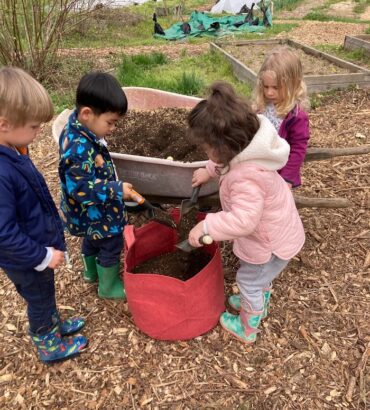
[52,87,218,199]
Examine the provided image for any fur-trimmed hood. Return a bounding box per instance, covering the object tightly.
[230,114,290,171]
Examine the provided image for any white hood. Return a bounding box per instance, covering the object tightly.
[230,114,290,171]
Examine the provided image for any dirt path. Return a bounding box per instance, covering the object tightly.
[275,19,368,45]
[276,0,327,19]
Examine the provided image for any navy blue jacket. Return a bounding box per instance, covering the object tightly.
[0,146,65,272]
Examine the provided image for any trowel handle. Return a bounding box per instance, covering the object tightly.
[129,188,145,205]
[129,188,155,210]
[190,186,201,204]
[199,235,213,246]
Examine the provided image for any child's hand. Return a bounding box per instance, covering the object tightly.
[123,182,133,200]
[48,249,65,269]
[192,168,211,187]
[188,221,205,248]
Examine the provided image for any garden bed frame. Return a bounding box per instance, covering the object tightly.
[344,35,370,57]
[210,38,370,93]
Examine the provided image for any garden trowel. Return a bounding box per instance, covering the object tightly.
[129,188,176,228]
[179,186,201,221]
[176,234,213,253]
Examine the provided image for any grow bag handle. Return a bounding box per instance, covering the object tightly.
[124,225,136,249]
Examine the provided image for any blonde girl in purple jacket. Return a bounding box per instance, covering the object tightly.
[188,82,305,344]
[254,46,310,188]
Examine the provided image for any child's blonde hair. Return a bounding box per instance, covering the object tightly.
[254,46,309,117]
[0,67,54,126]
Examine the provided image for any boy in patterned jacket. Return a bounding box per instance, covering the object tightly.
[58,72,133,299]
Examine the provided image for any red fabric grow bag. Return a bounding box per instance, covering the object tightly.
[123,212,225,341]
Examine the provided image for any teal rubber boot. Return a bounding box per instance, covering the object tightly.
[228,288,272,319]
[96,262,126,299]
[81,254,98,283]
[52,312,85,336]
[262,288,272,319]
[30,325,88,364]
[220,309,263,344]
[228,294,241,311]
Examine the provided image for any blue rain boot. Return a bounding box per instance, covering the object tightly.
[30,325,88,364]
[52,312,85,336]
[220,308,263,344]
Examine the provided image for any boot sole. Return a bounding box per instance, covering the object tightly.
[219,319,256,345]
[41,340,89,365]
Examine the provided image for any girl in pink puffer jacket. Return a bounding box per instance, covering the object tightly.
[188,81,305,344]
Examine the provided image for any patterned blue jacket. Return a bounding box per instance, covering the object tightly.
[58,111,127,240]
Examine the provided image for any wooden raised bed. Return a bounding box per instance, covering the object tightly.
[210,39,370,93]
[344,35,370,57]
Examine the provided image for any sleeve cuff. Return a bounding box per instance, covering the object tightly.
[203,219,209,235]
[34,247,53,271]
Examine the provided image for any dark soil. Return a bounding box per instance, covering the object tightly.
[133,249,211,281]
[108,108,207,162]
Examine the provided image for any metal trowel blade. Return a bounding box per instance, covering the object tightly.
[175,239,194,253]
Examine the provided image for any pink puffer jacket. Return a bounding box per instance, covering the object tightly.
[204,115,305,264]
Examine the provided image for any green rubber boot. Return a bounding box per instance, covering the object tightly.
[81,254,98,283]
[96,262,126,299]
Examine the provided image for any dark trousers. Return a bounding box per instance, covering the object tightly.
[5,268,56,335]
[82,234,124,267]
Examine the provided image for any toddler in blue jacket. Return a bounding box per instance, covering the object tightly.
[58,72,133,299]
[0,67,88,363]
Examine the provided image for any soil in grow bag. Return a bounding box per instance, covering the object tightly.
[133,249,211,281]
[177,207,199,241]
[108,108,207,162]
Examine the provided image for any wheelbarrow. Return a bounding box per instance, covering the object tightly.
[52,87,219,201]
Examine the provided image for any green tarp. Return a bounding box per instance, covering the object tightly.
[154,10,273,41]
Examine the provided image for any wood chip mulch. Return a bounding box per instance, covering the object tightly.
[0,88,369,409]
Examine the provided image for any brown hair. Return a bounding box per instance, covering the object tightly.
[0,67,54,126]
[254,46,309,117]
[188,81,259,168]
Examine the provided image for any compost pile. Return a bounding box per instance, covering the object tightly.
[108,108,207,162]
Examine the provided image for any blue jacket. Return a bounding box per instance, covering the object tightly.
[0,146,65,272]
[58,111,127,240]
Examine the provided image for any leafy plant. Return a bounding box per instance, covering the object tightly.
[0,0,98,80]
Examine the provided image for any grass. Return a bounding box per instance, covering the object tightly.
[61,0,297,50]
[46,49,253,113]
[315,44,370,69]
[303,0,370,23]
[353,0,370,15]
[273,0,305,12]
[117,50,252,97]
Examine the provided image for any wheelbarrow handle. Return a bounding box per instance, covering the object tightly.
[190,186,201,204]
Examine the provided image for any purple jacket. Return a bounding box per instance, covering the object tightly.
[278,106,309,187]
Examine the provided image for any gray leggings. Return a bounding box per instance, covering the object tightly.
[236,254,289,312]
